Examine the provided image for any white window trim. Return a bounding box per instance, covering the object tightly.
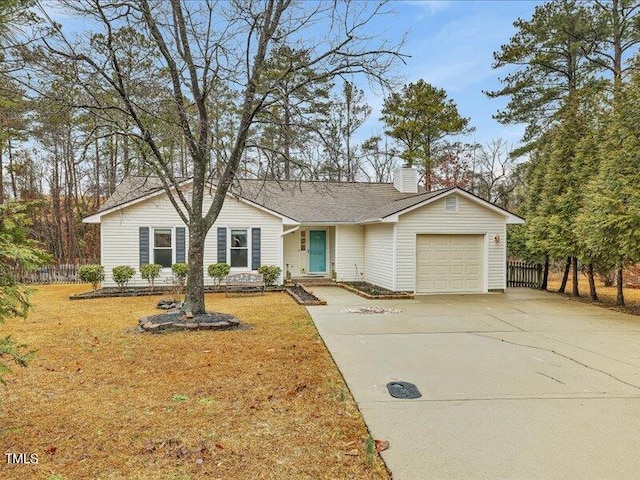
[151,226,175,270]
[228,227,252,271]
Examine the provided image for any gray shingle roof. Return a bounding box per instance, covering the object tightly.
[95,176,454,223]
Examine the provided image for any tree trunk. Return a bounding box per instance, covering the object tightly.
[587,263,598,301]
[616,259,624,306]
[95,136,100,208]
[8,139,17,199]
[0,141,3,204]
[284,97,291,180]
[182,220,207,314]
[558,256,571,293]
[540,254,549,291]
[571,256,579,297]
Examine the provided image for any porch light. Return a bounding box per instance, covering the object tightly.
[493,234,501,244]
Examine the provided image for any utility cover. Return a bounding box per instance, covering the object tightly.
[387,381,421,399]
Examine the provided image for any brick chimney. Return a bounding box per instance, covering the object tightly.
[393,166,418,193]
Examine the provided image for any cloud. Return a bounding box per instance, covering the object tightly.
[404,0,453,16]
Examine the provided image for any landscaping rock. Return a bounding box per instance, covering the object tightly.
[138,311,242,333]
[156,299,182,310]
[341,307,402,314]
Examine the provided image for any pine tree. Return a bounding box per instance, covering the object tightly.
[578,73,640,306]
[381,80,472,191]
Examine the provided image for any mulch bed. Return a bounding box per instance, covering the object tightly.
[286,285,327,305]
[70,285,284,300]
[337,281,414,300]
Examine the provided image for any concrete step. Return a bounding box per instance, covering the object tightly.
[290,277,335,286]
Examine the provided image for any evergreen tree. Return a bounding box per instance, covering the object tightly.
[487,0,593,150]
[0,201,50,383]
[578,73,640,306]
[381,79,472,191]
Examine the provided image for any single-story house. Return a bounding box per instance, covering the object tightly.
[83,167,524,293]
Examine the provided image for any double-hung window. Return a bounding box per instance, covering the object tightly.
[230,229,248,268]
[153,228,173,268]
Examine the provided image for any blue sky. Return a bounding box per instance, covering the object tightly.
[357,0,543,147]
[43,0,543,148]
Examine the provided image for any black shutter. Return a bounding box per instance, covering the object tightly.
[217,227,227,263]
[176,227,186,263]
[139,227,149,266]
[251,227,261,270]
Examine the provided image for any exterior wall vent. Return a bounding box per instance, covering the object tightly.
[445,196,458,213]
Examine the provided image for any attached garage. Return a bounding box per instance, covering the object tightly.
[416,234,484,293]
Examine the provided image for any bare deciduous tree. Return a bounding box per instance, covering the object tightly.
[25,0,403,313]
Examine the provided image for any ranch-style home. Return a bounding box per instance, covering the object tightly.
[83,167,524,293]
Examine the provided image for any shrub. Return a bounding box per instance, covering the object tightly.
[171,263,188,288]
[258,265,282,287]
[78,264,104,291]
[207,263,230,289]
[140,263,162,290]
[112,265,135,289]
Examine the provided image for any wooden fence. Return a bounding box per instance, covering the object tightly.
[507,261,542,288]
[10,261,98,284]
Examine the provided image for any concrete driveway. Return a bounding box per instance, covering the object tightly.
[307,287,640,480]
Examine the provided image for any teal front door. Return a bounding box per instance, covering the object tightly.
[308,230,327,273]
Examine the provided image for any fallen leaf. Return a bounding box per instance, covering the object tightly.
[287,383,307,396]
[344,449,359,456]
[45,446,57,455]
[215,443,224,450]
[375,439,390,453]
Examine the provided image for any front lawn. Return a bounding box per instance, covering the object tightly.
[1,285,388,480]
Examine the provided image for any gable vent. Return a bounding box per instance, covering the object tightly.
[445,196,458,213]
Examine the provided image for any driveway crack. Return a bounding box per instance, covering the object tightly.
[536,371,566,385]
[487,313,526,332]
[473,333,640,391]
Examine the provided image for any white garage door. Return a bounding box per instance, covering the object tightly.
[416,234,484,293]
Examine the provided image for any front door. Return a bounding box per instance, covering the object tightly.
[308,230,327,273]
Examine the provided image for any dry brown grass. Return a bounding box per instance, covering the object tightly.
[1,285,389,480]
[547,273,640,316]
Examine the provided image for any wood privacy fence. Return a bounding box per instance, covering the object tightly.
[10,261,99,284]
[507,261,542,288]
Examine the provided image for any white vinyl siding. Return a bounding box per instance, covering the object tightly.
[395,194,506,292]
[364,223,394,291]
[334,225,365,282]
[328,226,336,275]
[283,229,300,277]
[100,190,282,287]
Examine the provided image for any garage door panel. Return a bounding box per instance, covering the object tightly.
[434,265,448,276]
[450,251,464,261]
[466,265,480,275]
[466,251,480,261]
[416,234,483,293]
[450,265,463,275]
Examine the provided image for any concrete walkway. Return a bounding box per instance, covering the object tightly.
[307,287,640,480]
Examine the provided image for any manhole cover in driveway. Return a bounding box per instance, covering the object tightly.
[387,381,421,399]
